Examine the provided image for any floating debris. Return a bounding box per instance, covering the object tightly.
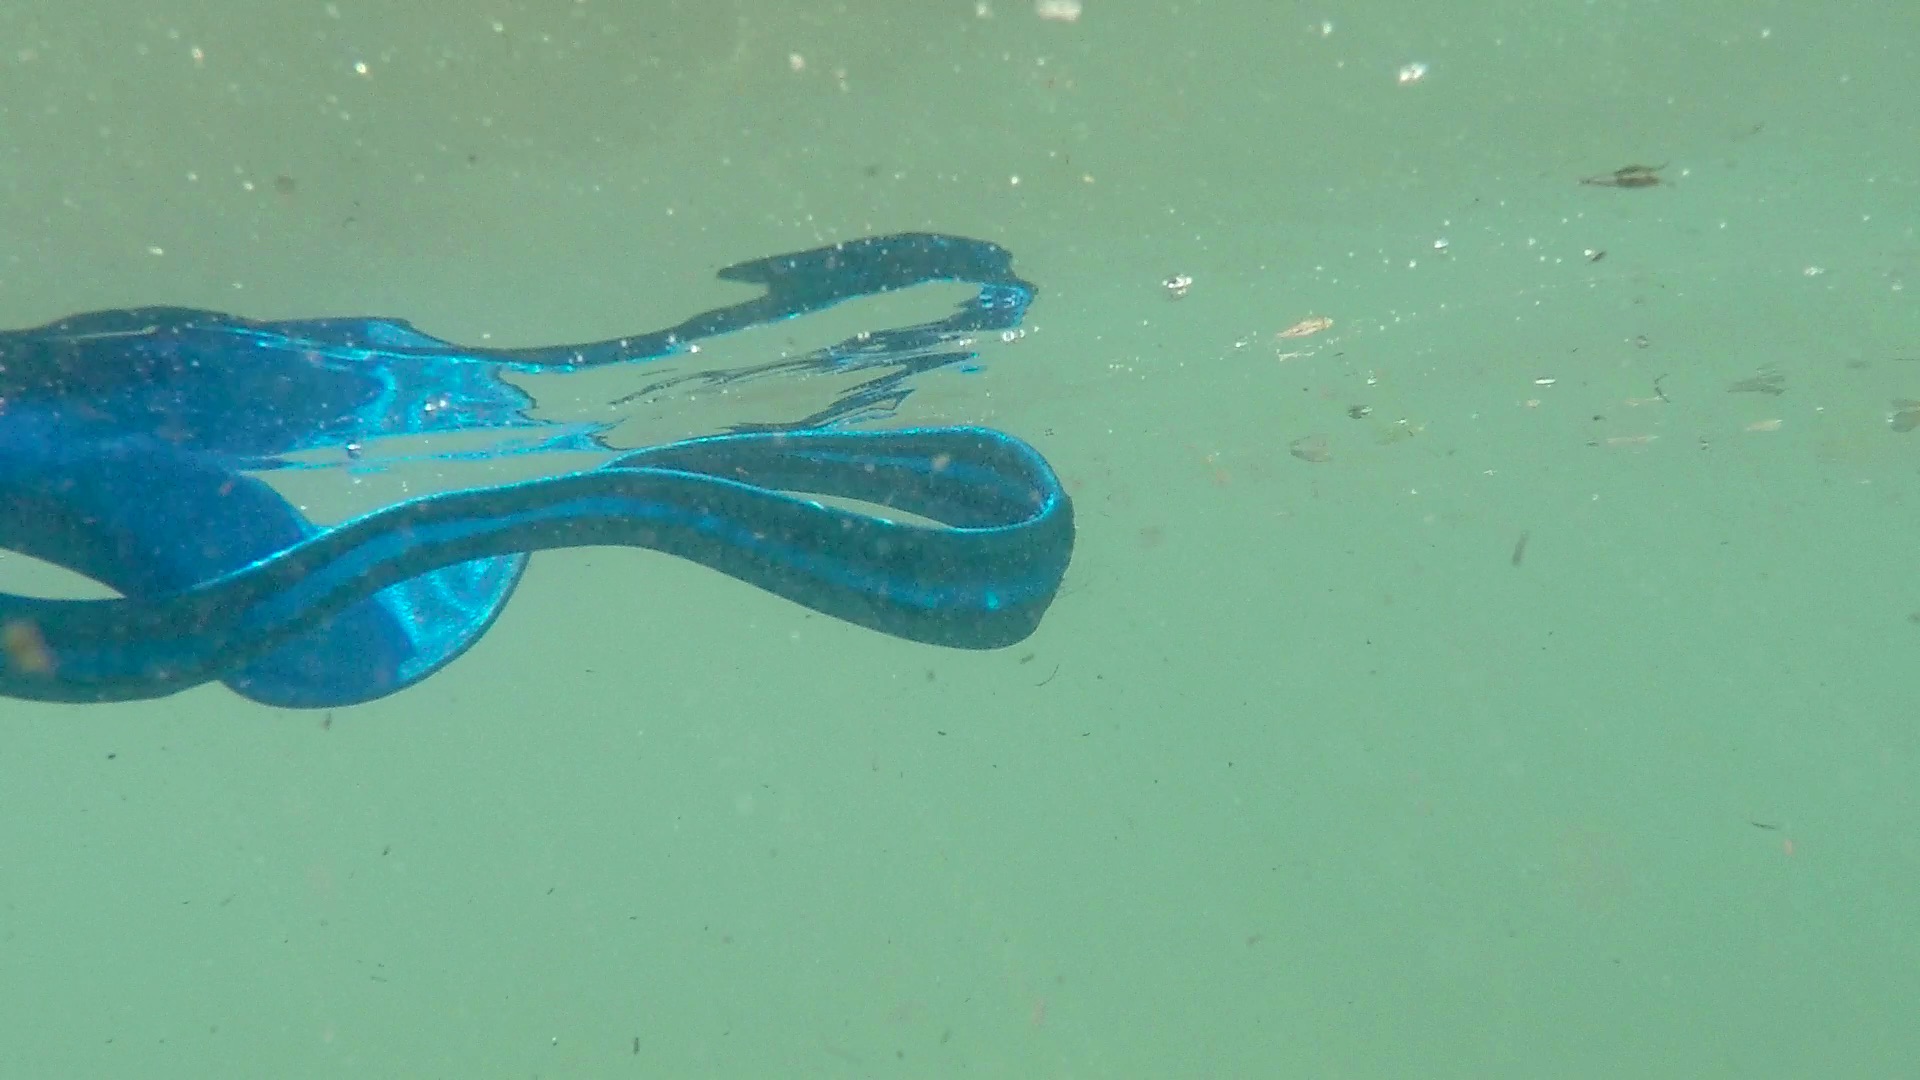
[1727,369,1786,396]
[1581,164,1667,188]
[1289,434,1332,463]
[1277,315,1334,339]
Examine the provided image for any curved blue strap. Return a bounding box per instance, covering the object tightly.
[0,427,1069,704]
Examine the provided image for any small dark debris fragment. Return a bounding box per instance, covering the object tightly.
[1727,369,1786,396]
[1289,434,1332,463]
[1581,164,1667,188]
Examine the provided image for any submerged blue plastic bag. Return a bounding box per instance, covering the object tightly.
[0,233,1073,707]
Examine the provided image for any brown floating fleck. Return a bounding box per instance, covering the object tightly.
[1277,316,1334,339]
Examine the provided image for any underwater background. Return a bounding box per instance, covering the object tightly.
[1,1,1915,1075]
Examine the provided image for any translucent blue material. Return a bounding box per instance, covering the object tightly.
[0,233,1073,707]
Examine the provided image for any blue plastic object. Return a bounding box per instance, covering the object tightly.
[0,233,1073,707]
